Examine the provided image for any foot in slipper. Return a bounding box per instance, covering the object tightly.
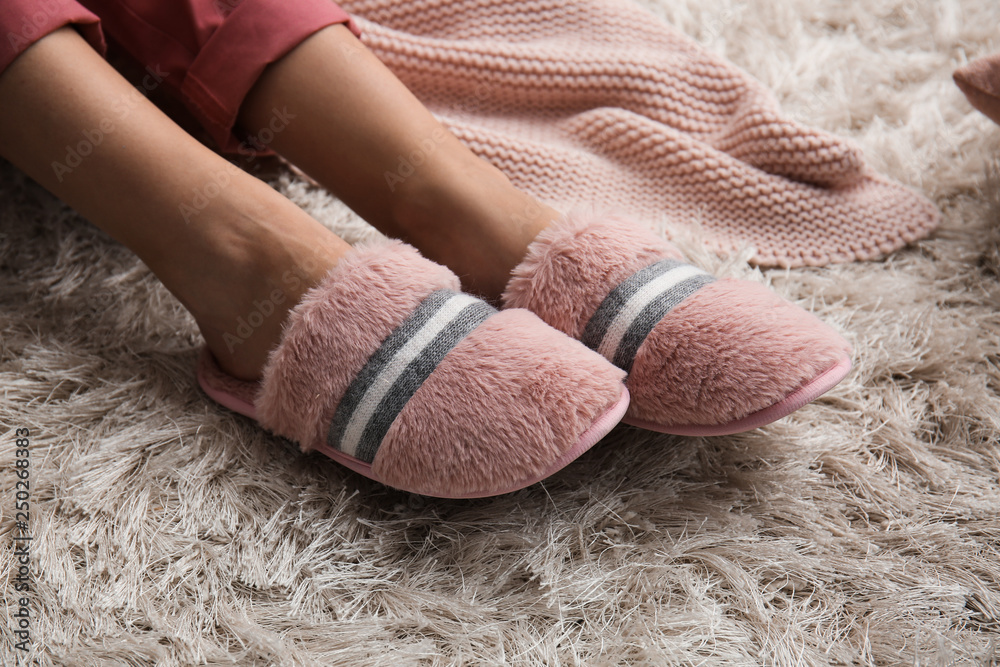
[198,240,629,498]
[502,210,851,436]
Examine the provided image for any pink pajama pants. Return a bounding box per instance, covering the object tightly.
[0,0,361,153]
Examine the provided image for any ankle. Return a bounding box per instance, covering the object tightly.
[389,156,561,300]
[151,199,350,381]
[199,248,345,380]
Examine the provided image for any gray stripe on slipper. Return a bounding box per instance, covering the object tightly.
[326,289,455,446]
[328,289,496,463]
[355,299,496,463]
[581,259,715,373]
[611,274,716,372]
[581,259,682,350]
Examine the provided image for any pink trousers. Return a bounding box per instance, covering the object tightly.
[1,0,361,153]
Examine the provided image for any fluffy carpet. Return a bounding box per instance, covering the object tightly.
[2,0,1000,664]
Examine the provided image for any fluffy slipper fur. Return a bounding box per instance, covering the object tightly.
[198,240,630,498]
[501,210,851,434]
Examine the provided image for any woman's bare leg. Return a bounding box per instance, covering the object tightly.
[239,24,561,301]
[0,27,352,381]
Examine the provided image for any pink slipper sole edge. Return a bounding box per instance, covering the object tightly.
[622,354,851,436]
[312,386,630,499]
[198,371,258,420]
[197,366,631,499]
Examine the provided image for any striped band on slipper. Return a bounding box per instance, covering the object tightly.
[502,209,853,435]
[197,239,631,498]
[580,259,715,373]
[328,289,495,463]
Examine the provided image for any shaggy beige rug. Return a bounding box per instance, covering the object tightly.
[3,0,1000,664]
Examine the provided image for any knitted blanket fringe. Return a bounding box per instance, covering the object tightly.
[340,0,940,267]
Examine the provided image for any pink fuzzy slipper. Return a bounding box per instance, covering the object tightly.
[502,210,852,436]
[197,240,629,498]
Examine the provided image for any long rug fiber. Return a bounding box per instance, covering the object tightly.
[2,0,1000,664]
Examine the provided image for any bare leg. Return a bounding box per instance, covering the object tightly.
[0,27,352,380]
[239,24,561,301]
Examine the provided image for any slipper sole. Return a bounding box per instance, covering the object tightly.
[622,354,851,436]
[198,361,630,498]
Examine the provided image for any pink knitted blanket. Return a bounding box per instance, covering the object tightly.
[339,0,939,268]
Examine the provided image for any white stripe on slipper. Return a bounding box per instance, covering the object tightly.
[595,264,709,364]
[333,291,486,459]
